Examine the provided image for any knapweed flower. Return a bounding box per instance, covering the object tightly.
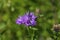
[16,12,36,26]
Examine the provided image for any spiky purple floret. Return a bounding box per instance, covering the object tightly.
[16,12,36,26]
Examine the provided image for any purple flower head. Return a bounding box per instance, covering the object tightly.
[16,16,23,24]
[26,12,36,19]
[16,12,37,26]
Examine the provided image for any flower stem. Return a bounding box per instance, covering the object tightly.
[55,32,58,40]
[31,30,34,40]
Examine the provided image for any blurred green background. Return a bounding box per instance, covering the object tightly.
[0,0,60,40]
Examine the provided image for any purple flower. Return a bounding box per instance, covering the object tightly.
[16,16,23,24]
[16,12,36,26]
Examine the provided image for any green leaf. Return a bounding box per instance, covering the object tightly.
[29,27,38,30]
[0,23,6,30]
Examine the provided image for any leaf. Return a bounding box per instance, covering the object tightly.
[0,23,6,33]
[2,13,9,21]
[0,23,6,30]
[29,27,38,30]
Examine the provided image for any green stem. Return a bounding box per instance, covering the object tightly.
[31,30,34,40]
[55,32,58,40]
[26,27,30,34]
[27,27,35,40]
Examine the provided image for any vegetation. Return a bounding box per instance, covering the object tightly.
[0,0,60,40]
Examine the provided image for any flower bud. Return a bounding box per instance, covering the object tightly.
[53,24,60,32]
